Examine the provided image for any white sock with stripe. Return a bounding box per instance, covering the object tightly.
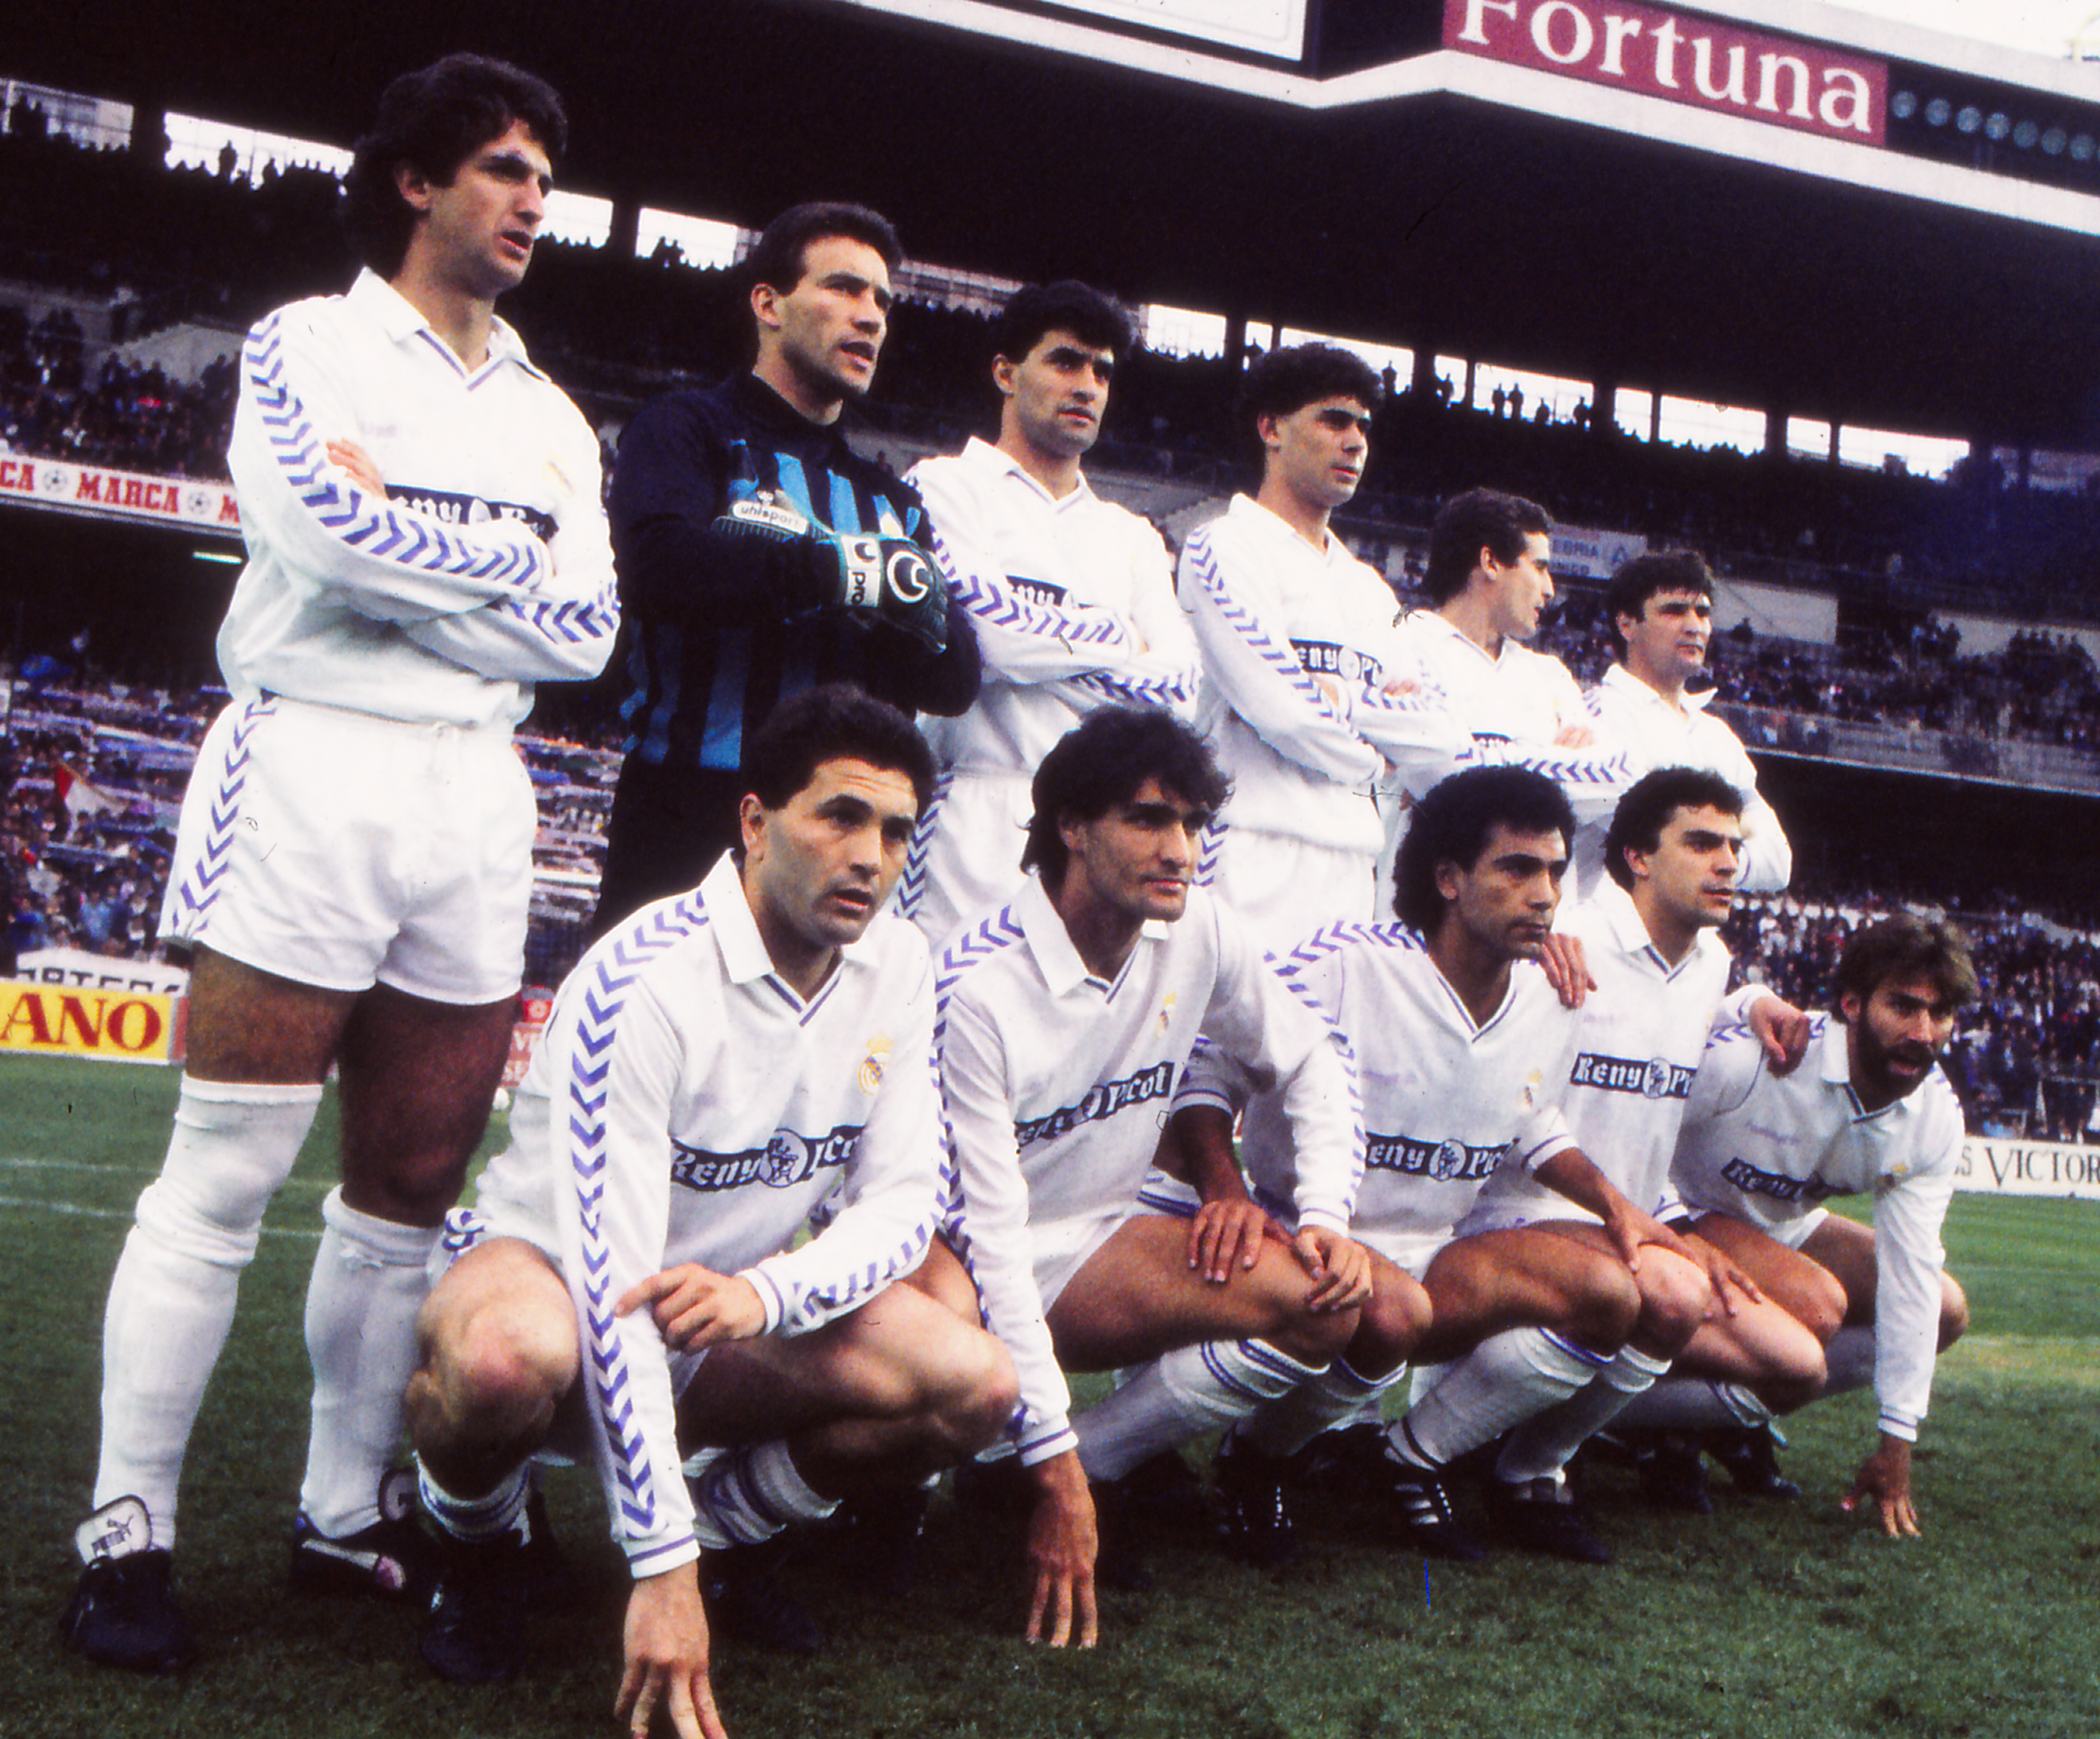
[299,1187,441,1537]
[1236,1358,1407,1459]
[1387,1328,1607,1470]
[1494,1344,1674,1483]
[687,1440,837,1551]
[1615,1375,1775,1432]
[418,1460,529,1544]
[1075,1339,1326,1481]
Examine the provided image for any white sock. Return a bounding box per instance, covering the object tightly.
[688,1440,837,1551]
[1824,1325,1876,1395]
[1076,1339,1325,1481]
[94,1078,323,1550]
[1495,1345,1673,1483]
[298,1188,441,1537]
[418,1459,529,1543]
[1237,1358,1406,1459]
[1616,1376,1774,1432]
[1388,1329,1607,1470]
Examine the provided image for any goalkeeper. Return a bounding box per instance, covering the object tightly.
[594,201,980,933]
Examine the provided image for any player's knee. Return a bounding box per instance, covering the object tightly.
[1569,1257,1643,1348]
[430,1301,574,1434]
[1635,1255,1711,1355]
[1793,1268,1849,1344]
[1354,1271,1431,1371]
[1938,1273,1970,1351]
[943,1332,1021,1456]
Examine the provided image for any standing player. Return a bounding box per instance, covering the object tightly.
[1573,551,1791,896]
[936,707,1367,1646]
[901,281,1198,943]
[1180,345,1472,949]
[405,688,1015,1730]
[1181,768,1742,1562]
[594,202,980,933]
[62,55,620,1672]
[1447,769,1817,1557]
[1657,915,1976,1535]
[1386,489,1632,887]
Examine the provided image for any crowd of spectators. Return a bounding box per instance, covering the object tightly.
[5,661,2095,1143]
[9,118,2100,618]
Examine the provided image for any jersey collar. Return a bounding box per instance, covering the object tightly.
[963,436,1096,510]
[1014,872,1166,997]
[346,268,546,381]
[700,850,876,999]
[1598,660,1719,715]
[1589,875,1726,980]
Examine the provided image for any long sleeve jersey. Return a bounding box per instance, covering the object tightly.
[609,372,978,774]
[1672,1013,1963,1439]
[907,438,1198,772]
[218,269,618,726]
[1577,664,1793,895]
[475,854,945,1577]
[1181,497,1473,855]
[1466,880,1771,1228]
[934,876,1360,1464]
[1185,926,1581,1266]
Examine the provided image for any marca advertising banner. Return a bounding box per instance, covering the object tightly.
[0,453,241,537]
[1958,1138,2100,1201]
[0,981,185,1065]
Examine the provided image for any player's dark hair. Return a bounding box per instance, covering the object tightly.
[1602,767,1744,891]
[745,685,935,816]
[1606,549,1715,657]
[744,202,903,301]
[1241,344,1381,432]
[992,282,1133,369]
[1393,765,1574,930]
[1023,708,1230,890]
[342,54,567,278]
[1832,914,1979,1014]
[1421,488,1553,605]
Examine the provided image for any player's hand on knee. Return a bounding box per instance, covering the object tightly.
[1748,995,1813,1075]
[1024,1454,1098,1649]
[325,438,385,494]
[1189,1197,1272,1285]
[1538,931,1595,1009]
[616,1265,767,1352]
[1696,1239,1764,1317]
[1552,722,1597,749]
[1295,1226,1372,1312]
[618,1566,728,1739]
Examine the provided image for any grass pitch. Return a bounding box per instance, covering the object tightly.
[3,1052,2098,1738]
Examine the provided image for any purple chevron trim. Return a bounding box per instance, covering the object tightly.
[244,311,544,594]
[1185,528,1352,728]
[932,536,1126,652]
[561,892,709,1543]
[168,697,276,930]
[494,572,621,645]
[895,767,954,921]
[1194,812,1228,888]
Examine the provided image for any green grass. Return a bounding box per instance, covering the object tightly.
[4,1053,2099,1738]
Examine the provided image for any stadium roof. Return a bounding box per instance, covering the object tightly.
[17,0,2100,449]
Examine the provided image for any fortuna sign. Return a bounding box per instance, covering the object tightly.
[1444,0,1886,147]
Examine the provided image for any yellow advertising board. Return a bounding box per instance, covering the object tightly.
[0,982,184,1065]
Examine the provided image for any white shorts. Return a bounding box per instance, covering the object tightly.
[161,696,534,1004]
[1030,1201,1161,1313]
[901,770,1033,948]
[1662,1197,1828,1250]
[1197,824,1376,955]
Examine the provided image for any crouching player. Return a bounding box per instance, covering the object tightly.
[1176,767,1754,1563]
[403,688,1016,1736]
[935,706,1368,1647]
[1655,914,1976,1535]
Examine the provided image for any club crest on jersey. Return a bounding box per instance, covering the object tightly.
[1156,992,1177,1035]
[1571,1052,1694,1101]
[671,1124,862,1192]
[859,1035,892,1095]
